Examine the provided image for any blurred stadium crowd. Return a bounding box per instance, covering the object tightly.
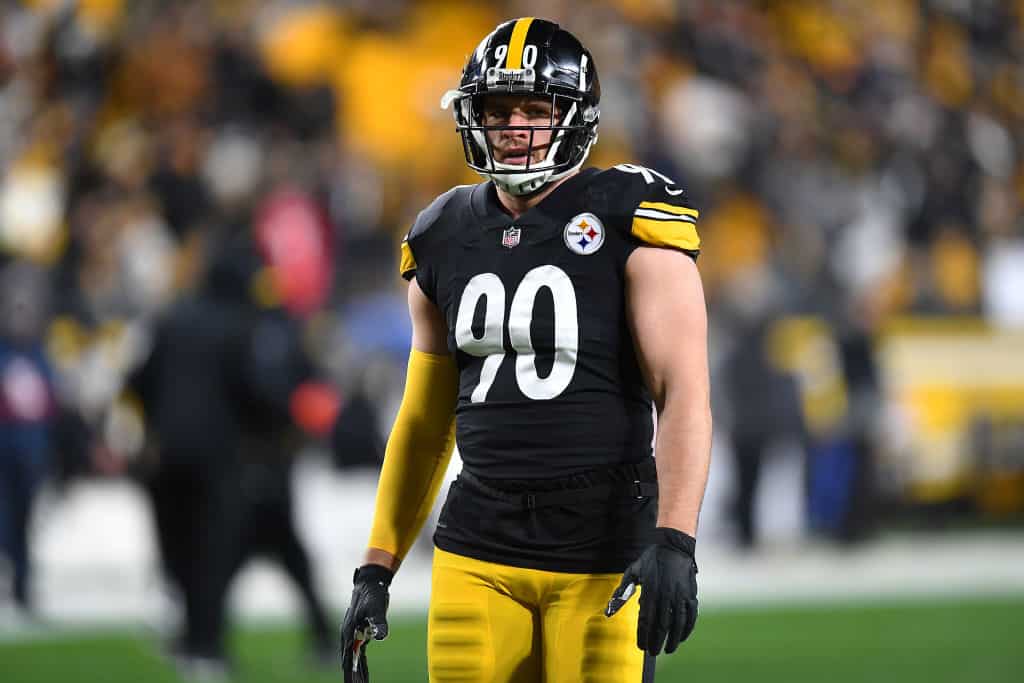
[1,0,1023,644]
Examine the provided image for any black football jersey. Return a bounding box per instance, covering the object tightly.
[401,165,700,481]
[400,165,700,572]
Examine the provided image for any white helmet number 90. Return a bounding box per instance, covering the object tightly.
[493,44,538,70]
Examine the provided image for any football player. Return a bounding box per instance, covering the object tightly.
[341,17,711,683]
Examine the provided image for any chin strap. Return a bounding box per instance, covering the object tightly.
[492,173,550,196]
[497,181,548,199]
[490,156,587,196]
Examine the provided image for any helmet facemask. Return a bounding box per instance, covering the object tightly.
[442,88,599,196]
[444,18,601,195]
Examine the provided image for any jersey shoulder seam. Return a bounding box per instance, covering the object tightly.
[407,184,476,241]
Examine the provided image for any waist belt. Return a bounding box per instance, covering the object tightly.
[457,470,658,510]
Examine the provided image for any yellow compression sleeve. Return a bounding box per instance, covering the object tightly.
[367,349,458,562]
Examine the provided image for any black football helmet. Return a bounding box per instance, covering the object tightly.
[441,18,600,196]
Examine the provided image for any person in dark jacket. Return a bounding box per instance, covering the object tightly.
[130,242,257,672]
[229,305,334,663]
[723,315,805,549]
[0,261,58,613]
[132,237,335,672]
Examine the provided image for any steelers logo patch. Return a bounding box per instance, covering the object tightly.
[564,213,605,255]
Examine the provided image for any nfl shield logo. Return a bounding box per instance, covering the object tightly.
[502,226,521,249]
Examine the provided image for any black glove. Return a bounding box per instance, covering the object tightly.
[605,527,698,656]
[340,564,393,683]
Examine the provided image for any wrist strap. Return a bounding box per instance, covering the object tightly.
[354,563,394,587]
[653,527,696,558]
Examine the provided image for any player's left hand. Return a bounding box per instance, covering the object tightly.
[340,564,393,682]
[605,527,698,656]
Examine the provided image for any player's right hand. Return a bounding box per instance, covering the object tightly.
[340,564,394,683]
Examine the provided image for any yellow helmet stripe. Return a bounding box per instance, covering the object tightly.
[506,17,535,69]
[637,201,700,218]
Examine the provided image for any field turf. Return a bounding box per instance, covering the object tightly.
[2,596,1021,682]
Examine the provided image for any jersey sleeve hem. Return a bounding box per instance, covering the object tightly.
[630,200,701,258]
[399,240,417,280]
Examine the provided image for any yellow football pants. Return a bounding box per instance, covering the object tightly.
[428,548,650,683]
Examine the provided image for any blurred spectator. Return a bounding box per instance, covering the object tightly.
[829,302,884,542]
[767,294,883,543]
[0,260,57,613]
[228,205,340,664]
[719,265,804,548]
[128,239,261,673]
[229,305,336,667]
[129,228,343,672]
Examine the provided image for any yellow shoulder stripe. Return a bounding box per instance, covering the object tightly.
[506,17,535,69]
[637,201,699,218]
[632,217,701,251]
[400,240,417,276]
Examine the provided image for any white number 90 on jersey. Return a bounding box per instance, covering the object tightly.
[455,265,578,402]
